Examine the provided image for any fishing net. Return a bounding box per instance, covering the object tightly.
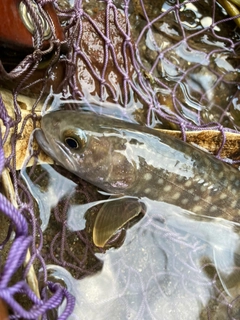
[1,0,240,318]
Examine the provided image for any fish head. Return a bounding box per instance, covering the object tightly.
[35,110,138,193]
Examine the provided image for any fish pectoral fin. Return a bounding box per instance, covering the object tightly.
[93,198,143,248]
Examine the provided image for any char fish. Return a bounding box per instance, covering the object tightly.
[35,110,240,246]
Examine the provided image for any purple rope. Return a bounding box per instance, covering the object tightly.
[0,173,75,318]
[0,79,75,320]
[0,236,32,288]
[0,133,4,175]
[0,191,28,237]
[0,281,75,319]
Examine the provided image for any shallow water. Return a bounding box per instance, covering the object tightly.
[41,197,240,320]
[22,161,240,319]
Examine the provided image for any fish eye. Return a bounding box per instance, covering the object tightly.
[65,137,79,149]
[62,129,87,150]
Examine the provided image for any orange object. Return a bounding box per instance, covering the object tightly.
[0,0,67,72]
[0,299,9,320]
[0,0,65,51]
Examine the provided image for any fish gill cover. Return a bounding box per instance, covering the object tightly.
[1,0,240,319]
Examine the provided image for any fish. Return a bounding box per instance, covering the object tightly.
[35,110,240,247]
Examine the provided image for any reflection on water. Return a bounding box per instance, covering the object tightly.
[39,196,240,319]
[21,164,77,231]
[21,162,240,318]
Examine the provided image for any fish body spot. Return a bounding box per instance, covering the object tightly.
[163,185,172,192]
[193,205,203,213]
[144,188,151,194]
[231,200,237,208]
[181,198,189,205]
[158,178,164,185]
[144,173,152,181]
[177,176,184,182]
[206,196,212,202]
[210,205,218,212]
[218,171,224,179]
[184,180,192,187]
[220,193,227,200]
[193,195,200,202]
[172,192,181,200]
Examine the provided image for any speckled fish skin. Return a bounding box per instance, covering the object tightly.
[35,110,240,223]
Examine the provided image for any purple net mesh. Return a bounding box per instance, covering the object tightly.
[1,0,240,318]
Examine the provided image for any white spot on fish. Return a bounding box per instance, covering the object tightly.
[158,178,164,185]
[163,185,172,192]
[172,192,181,200]
[193,195,200,201]
[144,188,151,194]
[181,198,189,205]
[184,180,192,187]
[206,196,212,202]
[231,200,237,208]
[144,173,152,181]
[210,205,217,212]
[220,193,227,200]
[218,171,224,179]
[193,205,202,212]
[177,176,184,182]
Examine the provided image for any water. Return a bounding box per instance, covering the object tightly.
[41,198,240,319]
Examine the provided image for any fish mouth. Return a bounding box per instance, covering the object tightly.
[35,129,55,159]
[55,140,78,173]
[35,129,77,173]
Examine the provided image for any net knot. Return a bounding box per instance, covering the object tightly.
[73,44,81,53]
[174,3,181,10]
[105,38,111,45]
[32,49,43,64]
[75,8,84,18]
